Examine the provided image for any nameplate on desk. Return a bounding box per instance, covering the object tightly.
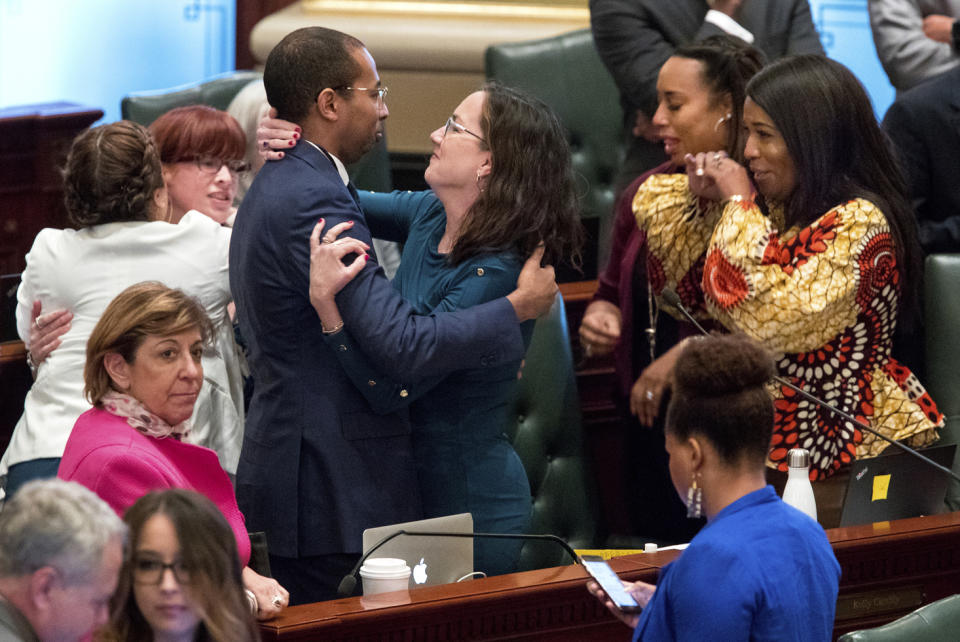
[835,585,925,621]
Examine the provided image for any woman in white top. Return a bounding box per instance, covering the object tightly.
[4,120,237,497]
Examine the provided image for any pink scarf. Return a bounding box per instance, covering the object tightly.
[100,390,190,440]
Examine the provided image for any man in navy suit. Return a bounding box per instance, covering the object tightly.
[229,27,557,604]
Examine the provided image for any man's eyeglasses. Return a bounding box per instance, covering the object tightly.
[194,156,250,175]
[443,116,484,142]
[337,86,389,106]
[133,557,193,585]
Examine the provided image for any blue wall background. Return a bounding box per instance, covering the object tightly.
[0,0,236,124]
[0,0,894,124]
[809,0,896,119]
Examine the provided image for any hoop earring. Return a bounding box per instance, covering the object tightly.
[686,472,703,519]
[714,112,732,133]
[476,170,485,193]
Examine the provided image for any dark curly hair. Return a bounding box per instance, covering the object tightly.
[666,333,775,466]
[63,120,164,228]
[448,82,584,269]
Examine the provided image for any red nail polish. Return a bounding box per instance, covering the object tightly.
[288,140,295,146]
[348,220,355,226]
[318,218,324,225]
[295,126,302,133]
[293,132,300,139]
[364,254,369,261]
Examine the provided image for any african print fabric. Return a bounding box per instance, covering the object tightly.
[704,196,941,479]
[633,174,942,479]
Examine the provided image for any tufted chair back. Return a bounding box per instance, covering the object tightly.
[838,593,960,641]
[923,254,960,509]
[485,29,624,281]
[507,293,598,570]
[120,71,391,193]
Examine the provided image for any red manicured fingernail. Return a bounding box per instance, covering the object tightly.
[278,152,284,158]
[348,220,355,226]
[318,218,324,225]
[288,140,295,146]
[294,126,301,133]
[293,132,300,139]
[364,254,369,261]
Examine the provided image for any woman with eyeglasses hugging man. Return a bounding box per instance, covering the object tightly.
[260,81,583,576]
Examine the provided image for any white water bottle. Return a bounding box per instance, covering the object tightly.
[782,448,818,521]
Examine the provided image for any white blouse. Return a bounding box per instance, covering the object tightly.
[4,211,243,488]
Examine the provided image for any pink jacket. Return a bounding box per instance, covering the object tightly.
[58,408,250,566]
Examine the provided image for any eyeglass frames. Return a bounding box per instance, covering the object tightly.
[193,156,250,175]
[132,557,193,585]
[337,86,389,106]
[442,116,484,142]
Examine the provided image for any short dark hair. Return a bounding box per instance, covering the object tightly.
[449,82,584,269]
[666,334,775,467]
[263,26,365,123]
[63,121,164,228]
[149,105,246,164]
[673,35,766,162]
[746,54,922,333]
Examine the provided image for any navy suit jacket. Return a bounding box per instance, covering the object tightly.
[883,66,960,254]
[229,142,525,557]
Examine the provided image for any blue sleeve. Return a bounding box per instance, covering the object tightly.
[265,166,525,381]
[358,189,432,244]
[634,545,755,641]
[335,263,524,380]
[325,257,523,413]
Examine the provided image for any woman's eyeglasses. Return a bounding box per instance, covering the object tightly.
[194,156,250,175]
[133,557,193,585]
[442,116,484,142]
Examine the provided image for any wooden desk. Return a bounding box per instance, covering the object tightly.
[260,511,960,640]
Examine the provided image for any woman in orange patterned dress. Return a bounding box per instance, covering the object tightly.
[666,55,942,524]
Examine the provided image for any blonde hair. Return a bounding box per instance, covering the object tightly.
[84,282,214,406]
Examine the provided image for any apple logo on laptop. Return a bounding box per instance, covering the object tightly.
[413,557,428,584]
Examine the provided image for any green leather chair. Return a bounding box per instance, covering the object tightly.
[923,254,960,509]
[838,593,960,641]
[485,29,624,281]
[120,71,392,192]
[508,293,599,570]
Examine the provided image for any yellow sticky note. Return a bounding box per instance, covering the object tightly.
[872,474,891,501]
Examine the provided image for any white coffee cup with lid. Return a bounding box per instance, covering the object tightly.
[359,557,411,595]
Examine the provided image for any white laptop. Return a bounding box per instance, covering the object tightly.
[362,513,474,587]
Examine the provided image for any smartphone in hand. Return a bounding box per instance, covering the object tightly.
[581,555,642,613]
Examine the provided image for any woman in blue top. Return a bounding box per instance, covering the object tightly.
[305,82,583,576]
[588,333,840,641]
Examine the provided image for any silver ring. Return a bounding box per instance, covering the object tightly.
[34,317,42,330]
[272,594,283,608]
[645,390,654,401]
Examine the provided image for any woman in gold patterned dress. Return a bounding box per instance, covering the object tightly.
[638,55,942,523]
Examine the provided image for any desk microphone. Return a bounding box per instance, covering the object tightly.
[660,288,960,484]
[337,530,579,597]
